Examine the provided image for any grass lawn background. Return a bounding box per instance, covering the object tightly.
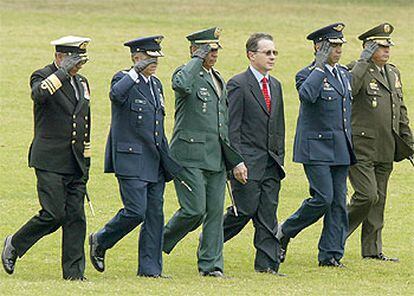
[0,0,413,295]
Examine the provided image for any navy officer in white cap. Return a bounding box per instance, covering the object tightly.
[89,36,181,278]
[2,35,92,280]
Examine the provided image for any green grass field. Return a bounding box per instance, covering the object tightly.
[1,0,413,295]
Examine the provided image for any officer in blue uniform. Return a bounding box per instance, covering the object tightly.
[276,23,356,267]
[89,36,181,278]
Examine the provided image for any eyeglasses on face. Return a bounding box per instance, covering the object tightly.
[252,50,278,56]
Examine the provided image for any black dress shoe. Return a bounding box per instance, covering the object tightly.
[2,236,17,275]
[318,258,346,268]
[89,233,105,272]
[138,273,172,279]
[279,236,290,263]
[276,224,290,263]
[363,253,399,262]
[199,270,227,278]
[256,268,287,277]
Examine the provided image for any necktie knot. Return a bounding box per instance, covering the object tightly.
[332,67,338,78]
[262,77,268,84]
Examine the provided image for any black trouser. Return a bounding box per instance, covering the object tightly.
[11,169,86,279]
[223,164,281,272]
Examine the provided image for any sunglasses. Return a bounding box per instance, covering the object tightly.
[253,50,278,56]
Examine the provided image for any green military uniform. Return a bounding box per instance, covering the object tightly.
[163,28,242,274]
[347,23,413,258]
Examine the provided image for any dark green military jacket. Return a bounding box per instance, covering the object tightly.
[348,59,413,162]
[170,57,242,171]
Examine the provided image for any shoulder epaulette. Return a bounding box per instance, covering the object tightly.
[338,64,349,70]
[387,63,398,70]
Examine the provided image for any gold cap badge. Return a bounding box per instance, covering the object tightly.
[333,24,344,32]
[214,27,222,38]
[154,36,164,44]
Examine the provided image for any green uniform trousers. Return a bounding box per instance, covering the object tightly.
[347,161,393,257]
[163,167,226,272]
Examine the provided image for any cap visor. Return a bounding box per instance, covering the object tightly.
[209,43,221,49]
[328,37,346,44]
[374,39,394,46]
[146,50,164,57]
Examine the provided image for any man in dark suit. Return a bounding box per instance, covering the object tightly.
[1,36,91,280]
[276,23,356,268]
[222,33,285,275]
[89,36,180,278]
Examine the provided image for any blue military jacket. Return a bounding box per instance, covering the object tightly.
[104,69,181,182]
[293,62,356,165]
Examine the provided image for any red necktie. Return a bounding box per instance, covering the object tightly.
[261,77,271,112]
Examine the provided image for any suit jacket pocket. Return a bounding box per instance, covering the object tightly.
[115,142,142,176]
[117,142,142,154]
[307,131,334,162]
[196,89,213,102]
[320,91,339,111]
[175,132,206,161]
[130,99,148,127]
[366,85,381,97]
[352,126,376,161]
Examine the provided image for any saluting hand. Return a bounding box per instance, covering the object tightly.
[192,44,211,60]
[133,58,157,74]
[61,53,88,77]
[233,163,248,185]
[360,40,379,61]
[315,41,331,70]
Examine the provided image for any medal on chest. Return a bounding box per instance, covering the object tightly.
[369,79,379,91]
[323,78,334,91]
[394,73,402,88]
[158,88,165,108]
[81,81,90,100]
[371,97,378,108]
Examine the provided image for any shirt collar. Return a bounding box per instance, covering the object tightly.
[249,65,269,83]
[375,64,385,72]
[202,66,213,74]
[139,73,152,83]
[325,63,339,75]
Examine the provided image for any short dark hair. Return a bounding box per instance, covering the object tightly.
[246,33,273,53]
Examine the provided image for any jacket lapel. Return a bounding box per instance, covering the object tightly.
[368,62,390,92]
[385,64,396,92]
[151,77,161,108]
[324,65,344,95]
[73,75,86,114]
[339,68,350,97]
[269,77,279,116]
[136,77,155,107]
[61,83,77,106]
[203,69,220,98]
[247,68,269,115]
[212,69,225,98]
